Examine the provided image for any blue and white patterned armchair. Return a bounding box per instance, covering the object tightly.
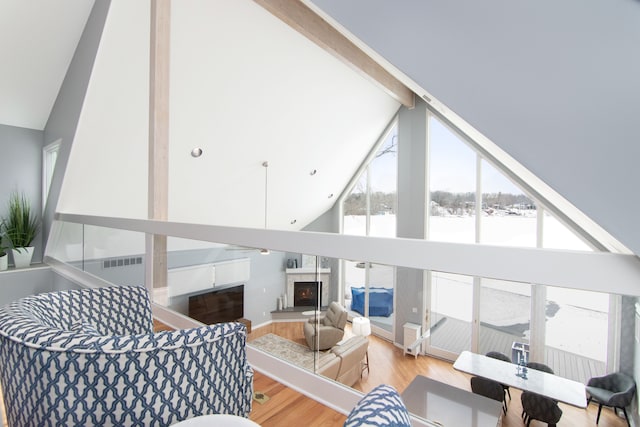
[0,285,253,427]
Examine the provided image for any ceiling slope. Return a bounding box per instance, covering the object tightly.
[0,0,94,130]
[311,0,640,255]
[58,0,400,231]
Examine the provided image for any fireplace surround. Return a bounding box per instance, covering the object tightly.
[285,268,330,308]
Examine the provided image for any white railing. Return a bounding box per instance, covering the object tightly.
[52,213,640,296]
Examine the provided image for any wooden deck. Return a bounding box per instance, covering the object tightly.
[430,316,605,384]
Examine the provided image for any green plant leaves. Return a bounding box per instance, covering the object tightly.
[3,191,40,249]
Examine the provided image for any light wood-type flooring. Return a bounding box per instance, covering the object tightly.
[247,321,631,427]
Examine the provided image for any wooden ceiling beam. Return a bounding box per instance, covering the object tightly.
[253,0,415,108]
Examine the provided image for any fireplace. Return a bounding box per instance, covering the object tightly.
[294,281,322,307]
[285,267,330,308]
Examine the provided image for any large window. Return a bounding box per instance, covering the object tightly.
[480,160,536,247]
[342,122,398,338]
[425,112,611,382]
[428,117,476,244]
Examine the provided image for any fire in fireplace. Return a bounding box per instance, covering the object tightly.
[294,281,322,307]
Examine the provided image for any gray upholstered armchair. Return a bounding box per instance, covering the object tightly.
[586,372,636,426]
[0,285,253,427]
[304,301,347,351]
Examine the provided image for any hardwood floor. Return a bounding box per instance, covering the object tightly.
[248,321,631,427]
[250,371,347,426]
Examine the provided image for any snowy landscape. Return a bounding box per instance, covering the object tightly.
[344,212,608,363]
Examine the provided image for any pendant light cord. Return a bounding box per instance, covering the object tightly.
[262,161,269,229]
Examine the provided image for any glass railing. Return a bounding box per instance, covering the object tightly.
[44,216,629,424]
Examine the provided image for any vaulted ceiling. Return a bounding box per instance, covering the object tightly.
[52,0,401,231]
[0,0,95,130]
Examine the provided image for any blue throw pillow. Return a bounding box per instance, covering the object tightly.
[344,384,411,427]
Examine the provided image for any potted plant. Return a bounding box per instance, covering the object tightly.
[3,191,40,268]
[0,219,8,271]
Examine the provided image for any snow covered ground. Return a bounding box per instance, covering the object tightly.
[344,213,608,362]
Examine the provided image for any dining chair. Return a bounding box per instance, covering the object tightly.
[470,376,507,414]
[485,351,512,401]
[521,391,562,427]
[521,361,556,420]
[586,372,636,427]
[526,362,554,374]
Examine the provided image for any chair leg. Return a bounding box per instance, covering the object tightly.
[506,388,511,400]
[587,396,592,406]
[621,406,630,427]
[596,403,603,424]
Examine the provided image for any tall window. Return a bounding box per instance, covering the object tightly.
[425,111,610,382]
[342,122,398,338]
[428,117,476,243]
[43,140,61,211]
[480,160,536,247]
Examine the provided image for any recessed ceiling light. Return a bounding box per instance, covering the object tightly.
[191,148,203,158]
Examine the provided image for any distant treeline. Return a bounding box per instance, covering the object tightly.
[344,191,534,216]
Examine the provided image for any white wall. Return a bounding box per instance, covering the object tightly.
[311,0,640,255]
[57,0,399,231]
[57,0,150,219]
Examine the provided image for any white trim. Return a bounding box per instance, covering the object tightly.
[337,115,398,205]
[42,139,61,213]
[607,294,622,373]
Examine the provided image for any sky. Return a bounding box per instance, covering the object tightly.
[429,116,522,195]
[365,115,524,195]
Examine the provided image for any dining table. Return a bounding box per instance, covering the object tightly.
[453,350,587,408]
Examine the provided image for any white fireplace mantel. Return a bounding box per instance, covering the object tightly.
[285,268,330,308]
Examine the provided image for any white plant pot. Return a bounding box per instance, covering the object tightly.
[0,253,7,271]
[12,247,34,269]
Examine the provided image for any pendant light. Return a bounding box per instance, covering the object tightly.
[260,161,270,255]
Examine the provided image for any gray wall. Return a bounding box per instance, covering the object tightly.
[395,100,428,343]
[79,247,288,327]
[43,0,111,244]
[0,124,44,264]
[304,101,431,343]
[0,267,80,306]
[311,0,640,255]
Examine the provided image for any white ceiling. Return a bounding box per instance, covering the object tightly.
[57,0,400,231]
[0,0,94,130]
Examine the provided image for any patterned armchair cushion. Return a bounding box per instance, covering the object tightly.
[0,285,253,427]
[69,320,100,335]
[344,384,411,427]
